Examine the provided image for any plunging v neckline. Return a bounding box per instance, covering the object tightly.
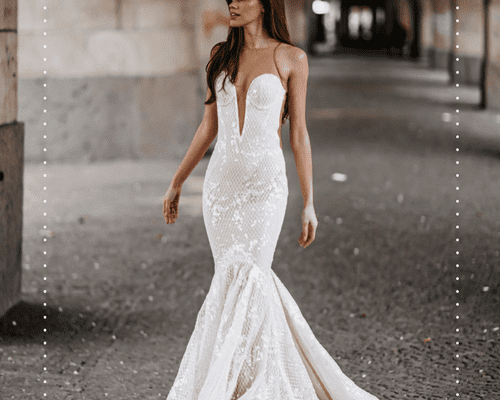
[231,73,285,141]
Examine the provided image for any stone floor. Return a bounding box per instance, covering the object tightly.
[1,52,499,399]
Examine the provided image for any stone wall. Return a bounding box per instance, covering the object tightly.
[18,0,200,163]
[0,0,24,318]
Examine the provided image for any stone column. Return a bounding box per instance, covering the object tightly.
[0,0,24,318]
[455,0,484,85]
[421,0,434,64]
[432,0,453,70]
[385,0,396,37]
[485,0,500,109]
[410,0,421,59]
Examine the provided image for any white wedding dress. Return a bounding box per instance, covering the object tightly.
[166,46,379,400]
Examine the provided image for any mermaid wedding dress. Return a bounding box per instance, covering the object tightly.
[166,45,379,400]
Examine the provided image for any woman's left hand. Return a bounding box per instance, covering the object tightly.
[298,204,318,248]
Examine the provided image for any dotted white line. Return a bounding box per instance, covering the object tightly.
[455,5,460,399]
[42,4,48,398]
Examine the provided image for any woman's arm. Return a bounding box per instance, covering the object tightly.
[171,46,220,189]
[171,67,219,190]
[288,47,313,207]
[291,127,314,207]
[171,98,217,189]
[287,46,317,248]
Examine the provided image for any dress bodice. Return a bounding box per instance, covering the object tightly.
[215,71,286,147]
[204,71,287,187]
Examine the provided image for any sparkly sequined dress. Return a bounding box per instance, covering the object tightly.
[166,49,379,400]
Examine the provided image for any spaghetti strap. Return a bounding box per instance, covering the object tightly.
[273,42,284,84]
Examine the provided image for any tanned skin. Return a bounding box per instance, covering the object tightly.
[163,0,317,249]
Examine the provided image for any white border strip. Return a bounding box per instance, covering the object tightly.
[454,4,460,399]
[42,4,48,398]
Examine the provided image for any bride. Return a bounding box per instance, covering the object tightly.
[163,1,379,399]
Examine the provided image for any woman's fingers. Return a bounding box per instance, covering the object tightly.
[302,222,309,242]
[163,186,181,224]
[300,221,316,248]
[305,222,316,246]
[163,197,177,224]
[299,221,309,247]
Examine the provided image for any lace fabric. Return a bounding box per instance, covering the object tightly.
[166,71,379,400]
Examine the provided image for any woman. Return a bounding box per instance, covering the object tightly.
[163,1,379,399]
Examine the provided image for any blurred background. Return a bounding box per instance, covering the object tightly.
[2,0,498,164]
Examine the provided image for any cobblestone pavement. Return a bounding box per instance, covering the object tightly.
[1,54,499,399]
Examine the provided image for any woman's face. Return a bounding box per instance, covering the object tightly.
[228,0,265,27]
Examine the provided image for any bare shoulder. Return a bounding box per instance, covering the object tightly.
[289,46,308,76]
[275,43,308,81]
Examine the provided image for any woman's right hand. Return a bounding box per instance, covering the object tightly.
[163,184,182,224]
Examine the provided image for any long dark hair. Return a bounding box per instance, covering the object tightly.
[204,0,295,126]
